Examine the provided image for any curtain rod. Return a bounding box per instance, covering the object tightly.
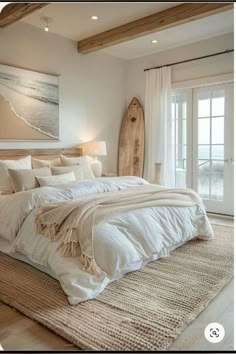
[144,49,234,72]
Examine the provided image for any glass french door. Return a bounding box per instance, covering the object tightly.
[172,82,234,215]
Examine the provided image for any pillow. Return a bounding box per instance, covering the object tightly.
[0,155,32,169]
[60,155,94,179]
[36,171,76,187]
[51,165,84,180]
[0,163,13,194]
[0,156,32,194]
[32,157,61,168]
[8,167,51,192]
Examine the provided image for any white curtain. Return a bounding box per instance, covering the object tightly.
[144,66,175,187]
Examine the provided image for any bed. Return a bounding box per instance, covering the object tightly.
[0,148,213,305]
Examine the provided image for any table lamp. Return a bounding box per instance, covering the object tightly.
[79,141,107,177]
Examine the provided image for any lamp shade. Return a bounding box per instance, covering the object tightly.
[79,141,107,156]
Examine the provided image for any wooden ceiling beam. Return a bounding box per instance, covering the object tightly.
[77,3,233,54]
[0,3,48,28]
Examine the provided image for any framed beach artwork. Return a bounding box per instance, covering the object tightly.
[0,64,59,140]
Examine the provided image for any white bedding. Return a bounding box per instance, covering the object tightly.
[0,176,213,305]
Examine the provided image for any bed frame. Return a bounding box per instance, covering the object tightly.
[0,147,82,160]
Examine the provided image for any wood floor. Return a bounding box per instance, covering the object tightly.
[0,216,233,351]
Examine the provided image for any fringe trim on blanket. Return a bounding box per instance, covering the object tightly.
[36,220,102,275]
[36,222,61,241]
[36,221,80,257]
[80,254,102,276]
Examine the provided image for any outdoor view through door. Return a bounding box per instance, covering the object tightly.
[172,83,234,215]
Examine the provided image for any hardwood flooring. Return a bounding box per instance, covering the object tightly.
[0,216,233,351]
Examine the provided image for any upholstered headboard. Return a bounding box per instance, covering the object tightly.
[0,148,82,160]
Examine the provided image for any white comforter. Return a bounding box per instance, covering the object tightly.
[0,177,213,305]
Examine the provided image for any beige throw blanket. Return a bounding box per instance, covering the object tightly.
[35,184,203,275]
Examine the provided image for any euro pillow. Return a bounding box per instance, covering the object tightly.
[51,165,84,180]
[8,167,51,192]
[0,155,32,194]
[60,155,94,179]
[36,171,76,187]
[32,157,61,168]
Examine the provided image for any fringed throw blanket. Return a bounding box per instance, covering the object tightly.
[35,184,204,275]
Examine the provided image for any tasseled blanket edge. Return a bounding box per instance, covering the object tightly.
[35,219,102,276]
[80,254,102,276]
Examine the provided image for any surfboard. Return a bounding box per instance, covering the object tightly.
[118,97,145,177]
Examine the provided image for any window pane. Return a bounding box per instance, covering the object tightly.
[198,118,210,144]
[211,160,224,174]
[212,90,225,117]
[176,167,186,188]
[212,145,224,160]
[198,145,210,159]
[211,173,224,200]
[176,146,186,167]
[198,172,210,198]
[212,117,224,144]
[198,160,210,174]
[198,98,210,117]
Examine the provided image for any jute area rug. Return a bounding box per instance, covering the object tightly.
[0,225,233,351]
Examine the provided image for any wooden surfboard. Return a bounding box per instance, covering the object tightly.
[118,97,145,177]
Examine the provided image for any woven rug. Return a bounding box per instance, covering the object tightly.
[0,225,233,350]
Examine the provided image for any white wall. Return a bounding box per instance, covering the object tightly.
[0,24,234,173]
[125,33,234,108]
[0,22,126,172]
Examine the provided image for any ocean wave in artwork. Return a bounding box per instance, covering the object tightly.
[1,95,58,139]
[0,71,59,139]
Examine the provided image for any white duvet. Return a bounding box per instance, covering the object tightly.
[0,176,213,305]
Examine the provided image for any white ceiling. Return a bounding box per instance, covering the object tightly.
[21,3,233,60]
[22,2,181,40]
[102,10,234,60]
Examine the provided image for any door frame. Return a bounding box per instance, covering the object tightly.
[172,79,234,216]
[192,82,234,215]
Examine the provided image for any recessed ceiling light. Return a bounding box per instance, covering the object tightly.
[91,16,98,20]
[151,40,158,44]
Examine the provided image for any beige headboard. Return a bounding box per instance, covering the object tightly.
[0,148,82,160]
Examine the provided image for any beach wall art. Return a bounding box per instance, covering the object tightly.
[0,64,59,140]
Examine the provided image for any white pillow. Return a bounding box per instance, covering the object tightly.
[60,155,94,179]
[0,155,31,169]
[36,171,76,187]
[8,167,51,192]
[32,157,61,168]
[0,155,32,194]
[51,165,84,180]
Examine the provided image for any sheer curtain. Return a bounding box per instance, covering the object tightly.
[144,66,175,187]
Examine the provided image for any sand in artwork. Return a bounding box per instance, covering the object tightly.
[0,96,52,140]
[0,64,59,141]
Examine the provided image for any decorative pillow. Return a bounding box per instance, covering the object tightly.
[36,171,76,187]
[60,155,94,179]
[0,156,32,194]
[0,163,13,194]
[51,165,84,180]
[32,157,61,168]
[8,167,51,192]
